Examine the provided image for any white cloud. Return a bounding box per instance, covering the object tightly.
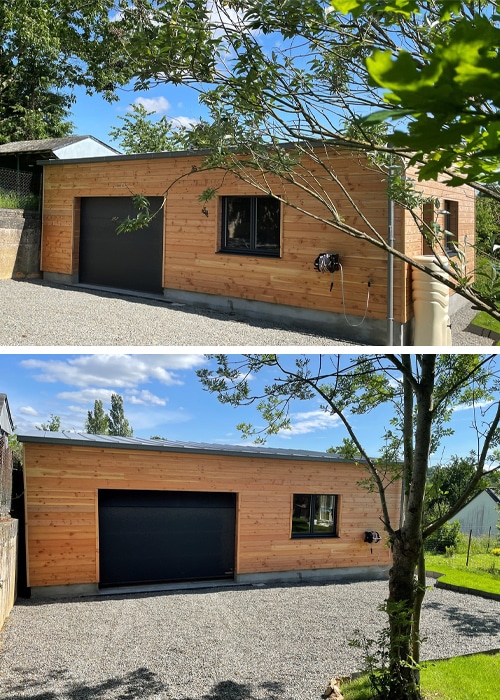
[20,354,207,389]
[57,388,114,404]
[127,390,167,406]
[278,409,341,438]
[169,116,199,130]
[18,406,39,416]
[452,400,495,413]
[134,96,171,114]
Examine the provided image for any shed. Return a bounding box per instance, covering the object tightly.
[18,430,400,597]
[452,487,500,537]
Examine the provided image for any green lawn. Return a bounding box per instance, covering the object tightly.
[471,311,500,335]
[342,652,500,700]
[425,552,500,596]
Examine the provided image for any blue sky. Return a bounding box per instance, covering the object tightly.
[1,352,498,466]
[72,83,205,150]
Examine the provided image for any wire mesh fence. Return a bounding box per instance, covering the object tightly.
[424,519,500,572]
[0,434,13,518]
[0,167,33,198]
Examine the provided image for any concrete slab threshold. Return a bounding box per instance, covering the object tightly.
[98,579,245,596]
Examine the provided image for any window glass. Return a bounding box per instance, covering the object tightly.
[292,494,337,537]
[313,494,335,534]
[225,197,251,249]
[255,198,280,252]
[221,196,280,255]
[292,494,312,535]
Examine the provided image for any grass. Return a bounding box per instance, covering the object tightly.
[0,189,39,211]
[341,652,500,699]
[471,311,500,335]
[425,546,500,596]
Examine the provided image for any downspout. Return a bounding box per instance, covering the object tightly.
[387,158,395,346]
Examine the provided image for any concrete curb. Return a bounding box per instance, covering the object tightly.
[466,322,500,342]
[426,569,500,602]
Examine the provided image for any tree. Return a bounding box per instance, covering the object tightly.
[0,1,132,142]
[108,393,133,437]
[85,399,110,435]
[109,103,188,154]
[116,1,500,321]
[198,354,500,700]
[331,1,500,186]
[425,453,487,525]
[36,414,61,432]
[85,394,133,437]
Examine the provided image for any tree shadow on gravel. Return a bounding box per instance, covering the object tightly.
[425,601,500,637]
[1,667,291,700]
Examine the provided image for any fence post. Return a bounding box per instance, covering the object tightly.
[466,529,472,567]
[487,526,491,553]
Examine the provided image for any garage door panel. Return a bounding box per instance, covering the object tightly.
[80,197,163,294]
[98,490,236,586]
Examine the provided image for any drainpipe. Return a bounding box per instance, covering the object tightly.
[387,158,395,346]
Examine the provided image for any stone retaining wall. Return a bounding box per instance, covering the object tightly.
[0,208,41,279]
[0,518,18,630]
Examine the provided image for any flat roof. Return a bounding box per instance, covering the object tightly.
[18,429,351,463]
[38,147,212,167]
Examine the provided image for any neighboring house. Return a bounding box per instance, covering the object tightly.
[38,145,475,345]
[0,393,14,436]
[17,430,401,598]
[453,487,500,537]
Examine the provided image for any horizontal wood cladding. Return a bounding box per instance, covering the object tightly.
[24,443,400,587]
[41,150,408,322]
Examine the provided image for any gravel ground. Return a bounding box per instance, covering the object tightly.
[0,279,357,347]
[1,580,499,699]
[0,278,491,347]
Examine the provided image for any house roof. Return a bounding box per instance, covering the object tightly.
[17,429,351,463]
[0,136,120,158]
[486,487,500,504]
[0,394,14,435]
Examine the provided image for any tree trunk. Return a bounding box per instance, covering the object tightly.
[386,531,422,700]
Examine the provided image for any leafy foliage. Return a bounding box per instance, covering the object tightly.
[0,1,133,142]
[85,394,133,437]
[109,103,189,154]
[36,414,61,432]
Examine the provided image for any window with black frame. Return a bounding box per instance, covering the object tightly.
[221,196,280,256]
[291,494,338,538]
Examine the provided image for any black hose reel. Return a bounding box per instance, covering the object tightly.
[364,530,382,554]
[314,253,341,291]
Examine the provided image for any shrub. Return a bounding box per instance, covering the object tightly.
[492,548,500,557]
[424,520,461,554]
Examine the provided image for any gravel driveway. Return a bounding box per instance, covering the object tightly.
[0,278,490,346]
[1,580,499,699]
[0,280,357,347]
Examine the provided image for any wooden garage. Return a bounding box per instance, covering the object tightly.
[18,431,401,597]
[39,146,476,345]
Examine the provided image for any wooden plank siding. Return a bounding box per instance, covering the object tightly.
[41,148,474,324]
[23,443,400,588]
[41,149,405,322]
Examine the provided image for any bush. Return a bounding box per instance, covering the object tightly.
[424,520,461,554]
[492,548,500,557]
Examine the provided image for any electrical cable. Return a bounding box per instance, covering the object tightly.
[339,263,371,327]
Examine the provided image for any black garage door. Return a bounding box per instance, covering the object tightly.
[98,490,236,587]
[79,197,163,294]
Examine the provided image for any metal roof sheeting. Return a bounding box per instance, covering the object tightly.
[17,429,350,463]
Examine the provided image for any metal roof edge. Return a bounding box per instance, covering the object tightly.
[38,147,213,167]
[17,430,356,463]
